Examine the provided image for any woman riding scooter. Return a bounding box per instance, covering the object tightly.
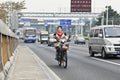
[54,26,68,60]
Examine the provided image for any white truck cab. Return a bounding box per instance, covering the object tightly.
[40,31,49,44]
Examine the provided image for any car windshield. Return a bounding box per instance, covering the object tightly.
[25,30,36,36]
[77,36,84,39]
[49,35,54,39]
[41,36,48,38]
[105,27,120,38]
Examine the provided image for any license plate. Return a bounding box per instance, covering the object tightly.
[117,51,120,54]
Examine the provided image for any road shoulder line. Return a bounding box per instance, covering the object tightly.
[91,57,120,66]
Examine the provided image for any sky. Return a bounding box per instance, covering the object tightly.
[0,0,120,13]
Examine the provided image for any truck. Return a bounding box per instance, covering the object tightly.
[40,30,49,44]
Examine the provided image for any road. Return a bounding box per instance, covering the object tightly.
[20,41,120,80]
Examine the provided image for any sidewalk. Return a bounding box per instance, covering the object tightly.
[6,46,61,80]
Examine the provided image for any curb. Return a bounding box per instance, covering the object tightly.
[28,47,61,80]
[5,47,19,80]
[0,47,18,80]
[0,71,5,80]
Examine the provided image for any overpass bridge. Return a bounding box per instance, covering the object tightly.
[20,12,100,18]
[18,12,100,35]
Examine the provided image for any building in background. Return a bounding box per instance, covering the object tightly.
[71,0,91,12]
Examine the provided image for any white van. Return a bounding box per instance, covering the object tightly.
[88,25,120,58]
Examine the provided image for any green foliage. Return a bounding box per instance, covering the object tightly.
[0,0,26,11]
[0,0,26,23]
[0,9,7,23]
[95,6,120,25]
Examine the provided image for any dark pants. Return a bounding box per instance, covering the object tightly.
[56,46,61,58]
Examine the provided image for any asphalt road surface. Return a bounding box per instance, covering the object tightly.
[20,41,120,80]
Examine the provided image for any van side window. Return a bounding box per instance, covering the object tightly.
[99,29,103,38]
[94,29,103,38]
[99,29,103,35]
[90,30,94,37]
[94,29,99,37]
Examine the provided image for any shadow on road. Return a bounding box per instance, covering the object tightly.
[49,64,69,69]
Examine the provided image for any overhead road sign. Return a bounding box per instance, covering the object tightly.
[60,19,71,26]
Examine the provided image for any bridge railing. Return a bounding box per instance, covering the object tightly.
[0,19,18,80]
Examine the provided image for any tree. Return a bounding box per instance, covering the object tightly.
[0,0,26,11]
[95,6,120,25]
[0,9,7,23]
[0,0,26,23]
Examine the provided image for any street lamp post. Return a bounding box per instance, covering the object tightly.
[111,20,114,25]
[101,12,104,25]
[111,17,114,25]
[74,20,78,35]
[106,6,109,25]
[7,5,12,29]
[88,18,92,31]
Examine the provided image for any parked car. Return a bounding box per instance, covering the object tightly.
[48,34,56,46]
[74,36,85,44]
[88,25,120,58]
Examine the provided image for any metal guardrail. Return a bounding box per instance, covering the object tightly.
[0,19,18,80]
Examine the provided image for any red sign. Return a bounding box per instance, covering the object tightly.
[71,0,91,12]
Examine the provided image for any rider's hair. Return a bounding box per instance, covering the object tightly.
[57,26,62,30]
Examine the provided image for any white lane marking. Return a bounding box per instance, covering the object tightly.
[39,44,120,67]
[91,57,120,66]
